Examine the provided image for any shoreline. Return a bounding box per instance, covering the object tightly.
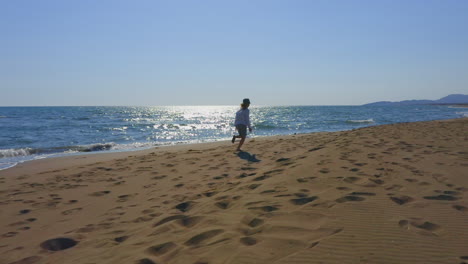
[2,116,466,173]
[2,104,466,172]
[1,118,467,264]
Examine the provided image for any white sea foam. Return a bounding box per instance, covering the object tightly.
[73,143,116,152]
[111,126,128,131]
[0,148,33,158]
[0,162,17,170]
[346,118,375,123]
[456,111,468,117]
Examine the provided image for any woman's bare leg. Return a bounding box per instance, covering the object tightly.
[237,136,246,151]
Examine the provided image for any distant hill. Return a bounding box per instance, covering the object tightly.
[363,94,468,106]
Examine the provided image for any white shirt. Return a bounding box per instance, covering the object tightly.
[234,108,251,129]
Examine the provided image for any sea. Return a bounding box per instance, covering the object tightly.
[1,105,467,170]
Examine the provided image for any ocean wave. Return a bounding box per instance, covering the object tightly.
[0,148,36,158]
[456,112,468,117]
[254,123,283,129]
[70,143,117,152]
[346,119,375,124]
[0,161,17,170]
[0,143,117,158]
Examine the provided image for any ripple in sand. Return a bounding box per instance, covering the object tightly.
[240,236,257,246]
[146,242,176,256]
[184,229,224,246]
[7,256,42,264]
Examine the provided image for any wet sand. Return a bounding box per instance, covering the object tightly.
[1,118,467,264]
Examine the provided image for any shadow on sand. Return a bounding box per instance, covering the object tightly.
[237,151,261,163]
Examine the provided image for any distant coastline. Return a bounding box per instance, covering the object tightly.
[441,103,468,108]
[363,94,468,106]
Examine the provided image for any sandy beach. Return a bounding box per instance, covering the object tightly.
[1,118,467,264]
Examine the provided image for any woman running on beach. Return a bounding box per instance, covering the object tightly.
[232,98,252,151]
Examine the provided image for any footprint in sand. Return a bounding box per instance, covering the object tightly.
[344,176,360,183]
[405,178,418,183]
[252,175,271,181]
[184,229,225,246]
[240,236,257,246]
[153,215,186,227]
[236,172,257,179]
[290,196,319,205]
[385,184,403,191]
[146,242,177,256]
[113,180,126,186]
[2,231,18,237]
[276,158,294,166]
[247,205,280,212]
[247,218,264,228]
[202,191,218,197]
[297,177,317,183]
[89,191,111,197]
[61,208,82,215]
[151,175,167,180]
[40,237,78,251]
[453,205,468,212]
[398,219,441,233]
[389,195,413,205]
[136,258,156,264]
[247,184,261,190]
[19,209,31,215]
[153,215,203,228]
[336,187,351,191]
[6,256,42,264]
[274,194,293,198]
[117,194,136,202]
[423,194,458,201]
[243,211,342,259]
[260,189,277,194]
[350,192,376,196]
[215,201,231,209]
[132,216,154,223]
[368,178,384,185]
[354,163,367,167]
[114,236,129,243]
[175,201,194,212]
[336,196,365,203]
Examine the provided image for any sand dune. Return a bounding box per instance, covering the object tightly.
[1,118,467,264]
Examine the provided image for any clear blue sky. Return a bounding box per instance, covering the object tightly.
[1,0,467,106]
